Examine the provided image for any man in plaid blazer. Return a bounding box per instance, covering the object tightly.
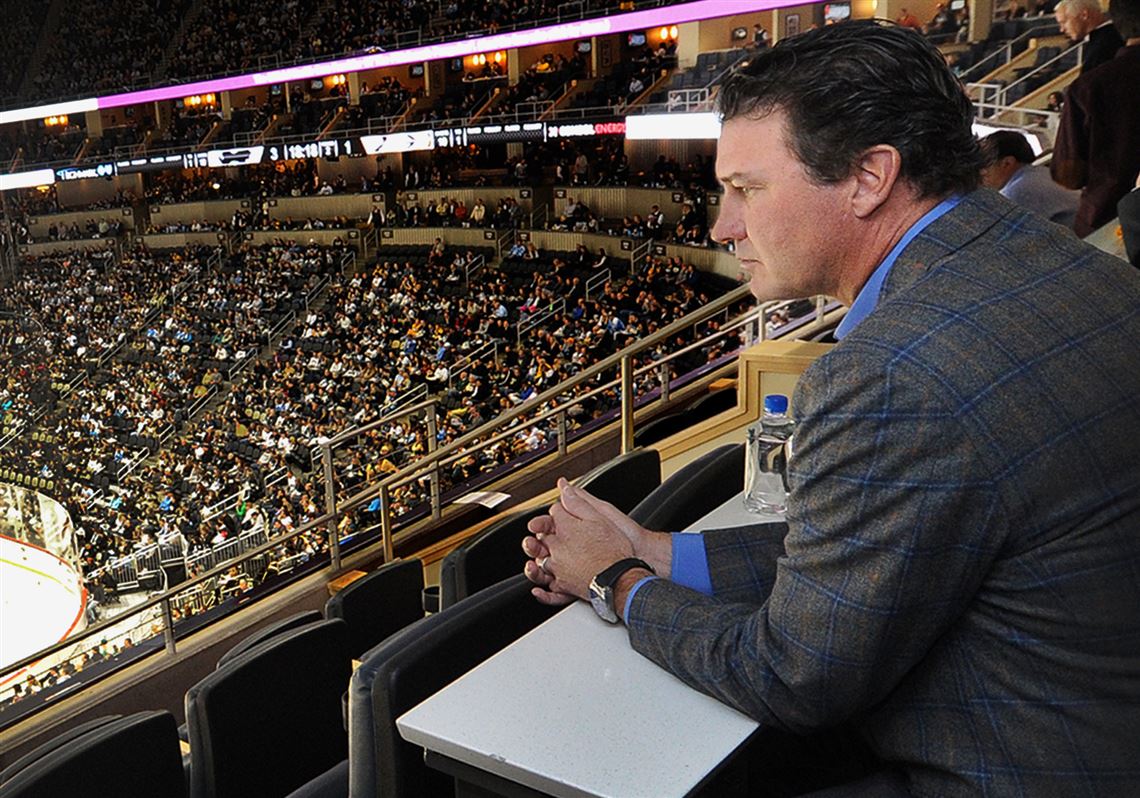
[525,20,1140,798]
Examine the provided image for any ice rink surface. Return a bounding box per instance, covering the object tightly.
[0,535,85,672]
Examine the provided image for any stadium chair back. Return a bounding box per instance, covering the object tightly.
[438,508,548,610]
[347,575,558,798]
[0,710,185,798]
[215,610,323,669]
[323,558,425,659]
[185,618,351,798]
[630,443,745,531]
[0,714,123,786]
[573,447,661,513]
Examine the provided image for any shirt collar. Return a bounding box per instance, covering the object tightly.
[834,195,961,340]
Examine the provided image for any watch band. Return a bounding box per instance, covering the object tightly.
[596,557,655,588]
[589,557,655,623]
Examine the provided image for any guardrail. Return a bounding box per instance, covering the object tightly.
[0,285,843,722]
[969,40,1080,111]
[448,340,499,389]
[959,23,1062,82]
[585,267,610,300]
[517,297,566,344]
[463,253,486,286]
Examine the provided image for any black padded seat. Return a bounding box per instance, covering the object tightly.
[323,558,424,659]
[438,508,549,610]
[185,618,351,798]
[216,609,324,669]
[282,759,349,798]
[0,710,185,798]
[0,714,123,785]
[573,446,661,514]
[630,442,746,531]
[345,575,558,798]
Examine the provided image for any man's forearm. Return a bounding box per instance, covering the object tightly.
[614,567,655,621]
[631,528,673,579]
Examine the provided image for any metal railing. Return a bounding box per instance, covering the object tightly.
[1,285,844,715]
[463,253,486,286]
[630,239,652,274]
[585,268,610,300]
[969,40,1080,112]
[666,87,711,112]
[959,22,1063,83]
[448,340,499,389]
[517,297,566,344]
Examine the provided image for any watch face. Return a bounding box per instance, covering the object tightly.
[589,578,619,623]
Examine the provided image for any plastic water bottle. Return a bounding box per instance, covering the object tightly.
[743,394,794,514]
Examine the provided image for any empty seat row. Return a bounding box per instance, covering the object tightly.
[6,440,740,797]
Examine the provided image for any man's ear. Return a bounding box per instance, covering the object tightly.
[850,145,903,218]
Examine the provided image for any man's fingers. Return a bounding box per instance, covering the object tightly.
[558,481,605,521]
[524,558,555,587]
[522,535,549,559]
[530,586,576,606]
[575,488,628,525]
[527,515,555,536]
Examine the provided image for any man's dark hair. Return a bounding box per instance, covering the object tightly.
[981,130,1035,165]
[1109,0,1140,39]
[718,21,984,198]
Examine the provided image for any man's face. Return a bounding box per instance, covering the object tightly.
[710,111,853,301]
[980,155,1019,189]
[1055,6,1088,40]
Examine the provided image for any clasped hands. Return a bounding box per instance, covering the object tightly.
[522,477,660,605]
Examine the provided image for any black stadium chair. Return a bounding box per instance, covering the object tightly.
[438,507,549,610]
[185,618,351,798]
[573,446,661,513]
[630,442,746,531]
[323,558,425,659]
[345,575,558,798]
[0,714,123,786]
[215,609,324,669]
[179,610,329,745]
[0,710,186,798]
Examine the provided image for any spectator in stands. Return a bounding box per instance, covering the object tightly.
[927,2,960,37]
[752,22,771,47]
[980,130,1079,228]
[523,21,1140,797]
[896,7,923,29]
[1055,0,1125,72]
[645,204,666,239]
[1052,0,1140,236]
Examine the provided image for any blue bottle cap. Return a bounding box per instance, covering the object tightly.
[763,394,789,414]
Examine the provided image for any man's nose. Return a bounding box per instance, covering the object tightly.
[710,206,740,245]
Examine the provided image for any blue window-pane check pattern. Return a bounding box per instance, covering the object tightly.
[624,190,1140,798]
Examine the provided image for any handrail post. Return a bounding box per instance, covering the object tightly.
[620,355,634,454]
[658,362,671,404]
[160,597,177,655]
[557,408,568,456]
[318,437,341,571]
[379,484,394,562]
[427,405,441,520]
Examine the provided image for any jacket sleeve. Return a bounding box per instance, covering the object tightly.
[626,344,1009,732]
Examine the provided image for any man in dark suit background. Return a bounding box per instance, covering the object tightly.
[1052,0,1140,235]
[1055,0,1125,71]
[524,21,1140,798]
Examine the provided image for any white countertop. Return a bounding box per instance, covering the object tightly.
[397,491,779,798]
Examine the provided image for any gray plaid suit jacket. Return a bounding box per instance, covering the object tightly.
[627,189,1140,797]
